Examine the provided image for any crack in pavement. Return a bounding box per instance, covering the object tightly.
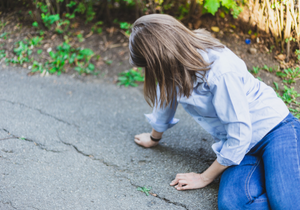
[0,99,79,128]
[56,132,124,169]
[156,195,189,210]
[2,128,189,209]
[125,178,189,210]
[57,132,189,209]
[1,128,62,153]
[27,206,40,210]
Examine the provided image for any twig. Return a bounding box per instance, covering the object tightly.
[120,30,130,38]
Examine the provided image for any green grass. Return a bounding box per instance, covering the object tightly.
[137,186,151,196]
[4,37,97,76]
[252,65,300,119]
[118,68,144,87]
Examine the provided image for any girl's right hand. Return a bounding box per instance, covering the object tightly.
[134,133,159,148]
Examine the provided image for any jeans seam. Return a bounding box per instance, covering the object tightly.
[253,199,268,203]
[245,158,261,202]
[291,121,300,179]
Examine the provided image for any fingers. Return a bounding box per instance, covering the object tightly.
[175,185,189,191]
[170,174,186,186]
[170,179,177,186]
[134,138,142,145]
[175,180,189,191]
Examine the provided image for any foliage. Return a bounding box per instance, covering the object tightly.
[31,61,45,72]
[273,82,300,118]
[5,41,32,65]
[47,42,95,75]
[262,65,273,73]
[41,13,60,29]
[277,86,300,107]
[0,50,6,59]
[91,21,103,34]
[0,32,8,39]
[119,22,132,36]
[137,186,151,196]
[296,50,300,62]
[1,0,243,35]
[118,68,144,87]
[276,67,300,84]
[29,36,43,47]
[251,66,260,74]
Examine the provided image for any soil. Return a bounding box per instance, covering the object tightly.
[0,11,299,96]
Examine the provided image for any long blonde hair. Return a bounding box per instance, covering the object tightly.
[129,14,224,108]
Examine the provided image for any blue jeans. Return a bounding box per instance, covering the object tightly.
[218,113,300,210]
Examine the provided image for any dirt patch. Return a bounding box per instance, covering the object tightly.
[0,11,299,96]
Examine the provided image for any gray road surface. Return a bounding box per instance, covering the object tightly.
[0,66,218,210]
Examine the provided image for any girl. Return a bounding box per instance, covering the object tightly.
[130,14,300,209]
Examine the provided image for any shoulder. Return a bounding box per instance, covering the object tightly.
[198,47,249,85]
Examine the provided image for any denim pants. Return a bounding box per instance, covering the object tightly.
[218,113,300,210]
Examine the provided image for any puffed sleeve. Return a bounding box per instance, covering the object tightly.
[210,72,252,166]
[145,85,179,133]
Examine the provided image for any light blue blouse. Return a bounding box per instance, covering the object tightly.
[145,47,289,166]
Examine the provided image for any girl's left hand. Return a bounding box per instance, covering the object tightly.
[170,172,213,190]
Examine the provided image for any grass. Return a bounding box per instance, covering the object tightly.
[254,65,300,119]
[137,186,151,196]
[118,67,144,87]
[276,67,300,84]
[4,37,96,76]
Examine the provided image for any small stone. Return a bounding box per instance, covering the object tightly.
[249,48,257,54]
[276,54,286,61]
[211,26,220,33]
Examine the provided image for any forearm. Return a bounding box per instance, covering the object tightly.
[201,159,229,182]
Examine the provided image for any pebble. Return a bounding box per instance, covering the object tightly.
[249,48,257,54]
[276,54,286,61]
[211,26,220,32]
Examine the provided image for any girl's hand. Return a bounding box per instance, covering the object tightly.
[134,133,159,148]
[170,172,213,190]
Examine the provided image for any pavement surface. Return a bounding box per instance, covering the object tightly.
[0,66,219,210]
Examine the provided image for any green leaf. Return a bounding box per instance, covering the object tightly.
[273,82,279,91]
[80,48,94,56]
[221,0,232,8]
[88,63,95,70]
[133,76,144,82]
[32,21,39,27]
[105,60,113,65]
[130,83,138,87]
[118,76,128,81]
[49,51,56,59]
[69,53,76,64]
[204,0,220,15]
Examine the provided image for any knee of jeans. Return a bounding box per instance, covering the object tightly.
[218,178,244,210]
[218,189,241,210]
[218,192,232,210]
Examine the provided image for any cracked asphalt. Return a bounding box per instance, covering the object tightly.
[0,66,218,210]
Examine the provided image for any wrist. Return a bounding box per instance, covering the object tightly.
[150,135,161,142]
[151,129,163,139]
[200,173,214,183]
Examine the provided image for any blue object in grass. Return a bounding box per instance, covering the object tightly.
[245,39,251,44]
